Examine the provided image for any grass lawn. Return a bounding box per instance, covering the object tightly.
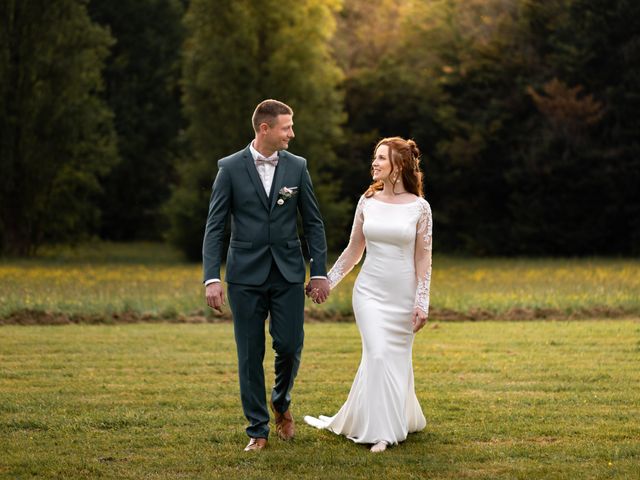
[1,242,639,321]
[1,321,638,479]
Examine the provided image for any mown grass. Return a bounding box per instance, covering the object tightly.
[1,242,639,321]
[0,321,638,479]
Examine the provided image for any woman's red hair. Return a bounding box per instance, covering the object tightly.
[364,137,424,198]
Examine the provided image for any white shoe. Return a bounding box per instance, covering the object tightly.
[303,415,325,429]
[370,441,388,453]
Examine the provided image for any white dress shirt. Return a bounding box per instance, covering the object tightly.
[249,141,278,195]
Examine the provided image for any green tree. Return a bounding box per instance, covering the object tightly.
[88,0,184,241]
[168,0,348,260]
[331,0,420,212]
[337,0,522,253]
[504,0,640,254]
[0,0,117,255]
[557,0,639,253]
[338,0,639,255]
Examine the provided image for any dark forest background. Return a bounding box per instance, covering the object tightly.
[1,0,638,259]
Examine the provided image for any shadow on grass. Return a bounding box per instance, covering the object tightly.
[2,306,639,326]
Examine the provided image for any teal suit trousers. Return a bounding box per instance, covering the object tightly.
[228,261,304,439]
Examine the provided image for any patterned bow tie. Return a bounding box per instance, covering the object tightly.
[255,157,278,167]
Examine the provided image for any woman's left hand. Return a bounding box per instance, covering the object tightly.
[412,307,428,333]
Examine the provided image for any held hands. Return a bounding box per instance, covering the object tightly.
[305,278,330,304]
[205,282,226,313]
[412,307,428,333]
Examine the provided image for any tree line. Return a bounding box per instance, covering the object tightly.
[1,0,638,258]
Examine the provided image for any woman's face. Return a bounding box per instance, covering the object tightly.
[372,144,393,182]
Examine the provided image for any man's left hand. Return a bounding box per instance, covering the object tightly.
[305,278,330,304]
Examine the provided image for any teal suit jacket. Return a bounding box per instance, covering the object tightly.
[202,145,328,285]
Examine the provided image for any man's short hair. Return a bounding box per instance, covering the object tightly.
[252,99,293,132]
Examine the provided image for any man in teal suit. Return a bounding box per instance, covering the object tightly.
[203,99,330,452]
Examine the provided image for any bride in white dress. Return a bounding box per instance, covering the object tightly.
[304,137,433,453]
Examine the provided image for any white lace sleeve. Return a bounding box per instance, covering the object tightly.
[327,195,367,289]
[414,199,433,314]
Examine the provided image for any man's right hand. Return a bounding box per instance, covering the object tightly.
[206,282,225,313]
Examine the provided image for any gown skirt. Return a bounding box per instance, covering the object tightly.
[305,200,427,445]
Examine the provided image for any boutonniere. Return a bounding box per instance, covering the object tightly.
[277,186,299,206]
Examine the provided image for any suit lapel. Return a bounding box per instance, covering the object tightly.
[242,148,269,210]
[269,152,288,211]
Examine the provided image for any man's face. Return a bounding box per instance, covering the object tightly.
[265,114,295,151]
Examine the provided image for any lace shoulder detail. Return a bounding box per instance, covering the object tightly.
[416,197,432,251]
[417,197,433,233]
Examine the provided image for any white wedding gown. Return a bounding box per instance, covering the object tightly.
[304,194,433,445]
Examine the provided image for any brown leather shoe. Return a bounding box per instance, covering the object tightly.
[244,437,267,452]
[270,401,295,440]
